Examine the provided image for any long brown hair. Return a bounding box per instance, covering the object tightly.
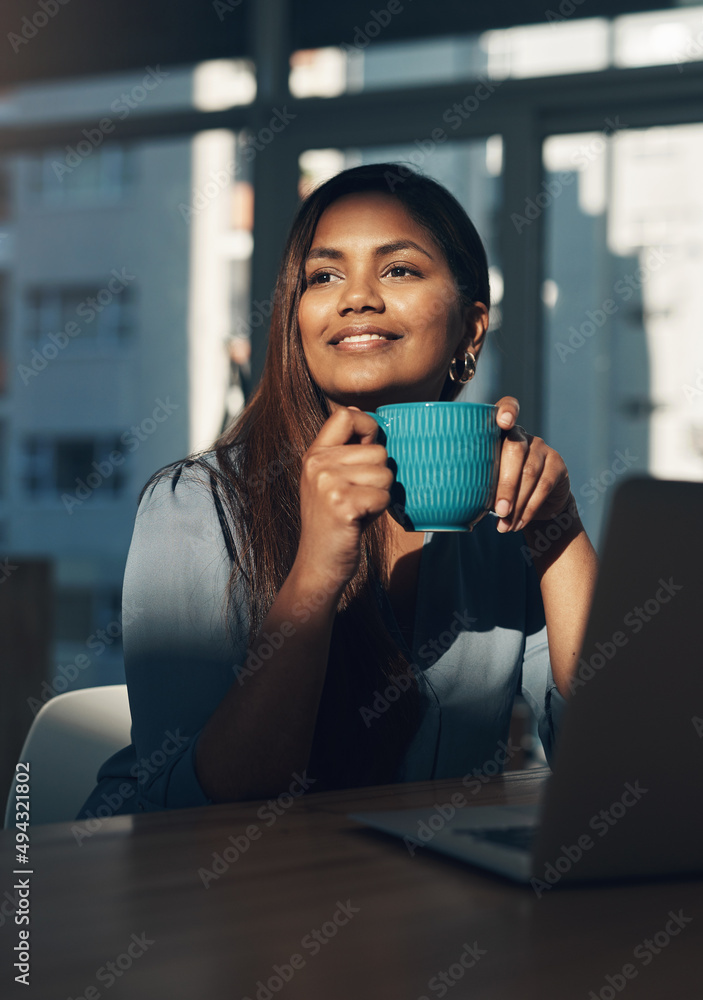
[141,162,490,791]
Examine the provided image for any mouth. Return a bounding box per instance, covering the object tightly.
[328,325,403,346]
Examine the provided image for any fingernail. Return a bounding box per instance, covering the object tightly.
[497,519,509,533]
[496,499,510,517]
[514,520,524,532]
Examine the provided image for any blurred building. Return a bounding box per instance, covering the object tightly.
[0,67,254,688]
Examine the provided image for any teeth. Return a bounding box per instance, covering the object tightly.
[339,333,389,343]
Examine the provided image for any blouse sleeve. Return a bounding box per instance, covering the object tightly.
[519,556,568,768]
[121,459,250,811]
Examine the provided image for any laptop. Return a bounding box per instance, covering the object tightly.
[350,476,703,889]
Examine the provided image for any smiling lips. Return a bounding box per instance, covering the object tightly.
[328,325,402,349]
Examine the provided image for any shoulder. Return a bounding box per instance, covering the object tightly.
[136,446,243,513]
[132,446,246,554]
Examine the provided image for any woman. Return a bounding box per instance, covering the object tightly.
[77,163,598,820]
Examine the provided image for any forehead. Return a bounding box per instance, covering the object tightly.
[311,190,437,249]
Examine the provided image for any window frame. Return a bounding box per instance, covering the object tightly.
[21,433,128,502]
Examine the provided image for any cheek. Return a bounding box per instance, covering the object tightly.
[297,296,320,351]
[398,290,455,343]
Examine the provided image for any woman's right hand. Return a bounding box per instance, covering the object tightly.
[294,406,393,596]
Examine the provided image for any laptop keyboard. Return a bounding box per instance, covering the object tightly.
[452,825,536,851]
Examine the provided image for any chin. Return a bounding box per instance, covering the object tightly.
[324,378,445,410]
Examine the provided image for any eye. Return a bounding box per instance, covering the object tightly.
[386,265,422,278]
[305,270,339,287]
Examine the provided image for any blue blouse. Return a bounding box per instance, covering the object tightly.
[76,451,567,820]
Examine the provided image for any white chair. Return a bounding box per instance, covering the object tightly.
[4,685,132,828]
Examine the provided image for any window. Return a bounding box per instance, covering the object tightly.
[54,584,123,645]
[614,6,703,70]
[289,7,703,97]
[54,587,93,642]
[23,281,136,349]
[0,158,11,221]
[21,435,128,500]
[0,273,7,394]
[55,440,96,492]
[542,122,703,547]
[2,60,255,126]
[0,419,6,498]
[24,143,136,206]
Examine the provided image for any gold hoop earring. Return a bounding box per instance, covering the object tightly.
[449,350,477,384]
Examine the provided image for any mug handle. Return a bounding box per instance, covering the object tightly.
[364,411,389,436]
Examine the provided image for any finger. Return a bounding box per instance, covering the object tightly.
[493,428,528,520]
[346,405,380,445]
[315,407,379,448]
[339,464,395,490]
[501,449,547,531]
[303,446,390,496]
[343,486,392,525]
[516,464,570,529]
[495,396,520,431]
[327,443,389,467]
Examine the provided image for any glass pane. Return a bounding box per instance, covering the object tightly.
[542,122,703,549]
[290,20,611,96]
[614,6,703,70]
[22,144,136,207]
[290,48,350,98]
[298,137,503,406]
[54,587,94,642]
[0,420,5,496]
[482,19,609,79]
[0,273,7,395]
[290,8,703,95]
[0,160,10,220]
[0,60,256,126]
[55,440,95,492]
[59,288,102,339]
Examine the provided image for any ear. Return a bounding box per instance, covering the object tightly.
[459,301,489,360]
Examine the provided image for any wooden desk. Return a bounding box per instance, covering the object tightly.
[2,768,702,999]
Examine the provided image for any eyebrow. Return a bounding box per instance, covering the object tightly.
[305,239,434,264]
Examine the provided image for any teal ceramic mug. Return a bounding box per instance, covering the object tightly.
[364,401,502,531]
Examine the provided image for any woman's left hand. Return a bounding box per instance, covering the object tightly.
[492,396,572,532]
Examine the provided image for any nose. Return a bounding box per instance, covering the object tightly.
[337,270,385,316]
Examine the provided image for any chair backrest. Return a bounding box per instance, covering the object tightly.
[4,685,132,828]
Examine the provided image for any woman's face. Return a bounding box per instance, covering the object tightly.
[297,191,488,412]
